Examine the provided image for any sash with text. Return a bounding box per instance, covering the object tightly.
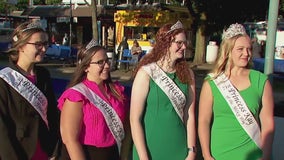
[71,83,125,153]
[143,63,186,122]
[212,73,261,148]
[0,67,48,128]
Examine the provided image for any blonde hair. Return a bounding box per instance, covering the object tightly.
[211,34,253,78]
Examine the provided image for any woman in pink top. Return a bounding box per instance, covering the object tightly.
[58,39,131,160]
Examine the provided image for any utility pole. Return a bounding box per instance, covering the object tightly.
[264,0,279,82]
[69,0,72,47]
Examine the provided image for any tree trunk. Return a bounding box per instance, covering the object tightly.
[91,0,98,40]
[193,12,206,65]
[193,26,206,65]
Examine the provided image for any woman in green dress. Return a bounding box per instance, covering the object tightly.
[130,20,197,160]
[198,23,275,160]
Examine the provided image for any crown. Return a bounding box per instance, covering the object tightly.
[166,20,183,34]
[85,39,99,52]
[222,23,247,40]
[22,21,43,32]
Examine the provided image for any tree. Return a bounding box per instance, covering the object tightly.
[84,0,98,41]
[185,0,269,65]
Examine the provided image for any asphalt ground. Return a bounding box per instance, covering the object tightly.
[0,56,283,116]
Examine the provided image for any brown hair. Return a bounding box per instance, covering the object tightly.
[132,22,192,84]
[8,21,47,63]
[68,45,125,101]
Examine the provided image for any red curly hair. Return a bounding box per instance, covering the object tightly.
[132,22,192,84]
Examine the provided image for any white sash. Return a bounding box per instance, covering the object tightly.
[143,63,186,122]
[0,67,48,128]
[212,73,261,148]
[71,83,125,153]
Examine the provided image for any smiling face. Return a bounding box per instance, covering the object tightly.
[231,35,252,68]
[18,32,48,64]
[168,32,187,61]
[85,49,110,83]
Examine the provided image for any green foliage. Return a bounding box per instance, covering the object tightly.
[0,0,6,13]
[279,0,284,15]
[16,0,29,10]
[46,0,63,5]
[186,0,269,37]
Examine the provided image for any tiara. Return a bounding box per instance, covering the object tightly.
[222,23,247,40]
[78,39,100,64]
[22,21,43,32]
[85,39,99,51]
[166,20,183,34]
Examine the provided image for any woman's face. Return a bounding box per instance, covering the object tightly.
[18,32,48,64]
[231,36,252,68]
[169,32,187,61]
[86,49,110,83]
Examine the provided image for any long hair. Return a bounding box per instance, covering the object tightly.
[132,22,192,84]
[67,45,125,101]
[7,22,46,63]
[211,34,253,78]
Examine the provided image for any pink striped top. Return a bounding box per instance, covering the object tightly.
[58,79,129,147]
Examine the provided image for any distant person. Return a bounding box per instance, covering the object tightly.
[58,39,131,160]
[117,37,129,69]
[198,23,274,160]
[260,40,266,58]
[117,36,129,56]
[131,39,142,64]
[0,21,59,159]
[252,37,261,58]
[62,33,69,46]
[130,20,197,160]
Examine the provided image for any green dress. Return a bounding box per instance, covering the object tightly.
[132,72,190,160]
[208,70,267,160]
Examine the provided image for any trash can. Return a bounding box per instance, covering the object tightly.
[206,41,218,64]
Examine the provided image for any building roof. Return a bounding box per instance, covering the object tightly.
[21,5,104,17]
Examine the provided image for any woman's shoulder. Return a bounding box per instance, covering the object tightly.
[35,65,51,77]
[57,87,86,109]
[35,65,49,72]
[249,69,268,79]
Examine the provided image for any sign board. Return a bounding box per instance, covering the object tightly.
[57,17,70,23]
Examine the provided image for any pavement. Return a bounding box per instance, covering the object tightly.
[37,60,284,114]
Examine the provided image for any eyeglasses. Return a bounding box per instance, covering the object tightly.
[172,40,188,48]
[90,59,111,67]
[27,42,49,50]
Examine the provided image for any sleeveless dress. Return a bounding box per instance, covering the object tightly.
[132,72,190,160]
[208,70,267,160]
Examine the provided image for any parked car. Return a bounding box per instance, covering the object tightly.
[0,28,14,53]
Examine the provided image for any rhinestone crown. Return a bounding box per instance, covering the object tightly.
[222,23,247,40]
[166,20,183,34]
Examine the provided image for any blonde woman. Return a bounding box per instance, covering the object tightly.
[198,23,274,160]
